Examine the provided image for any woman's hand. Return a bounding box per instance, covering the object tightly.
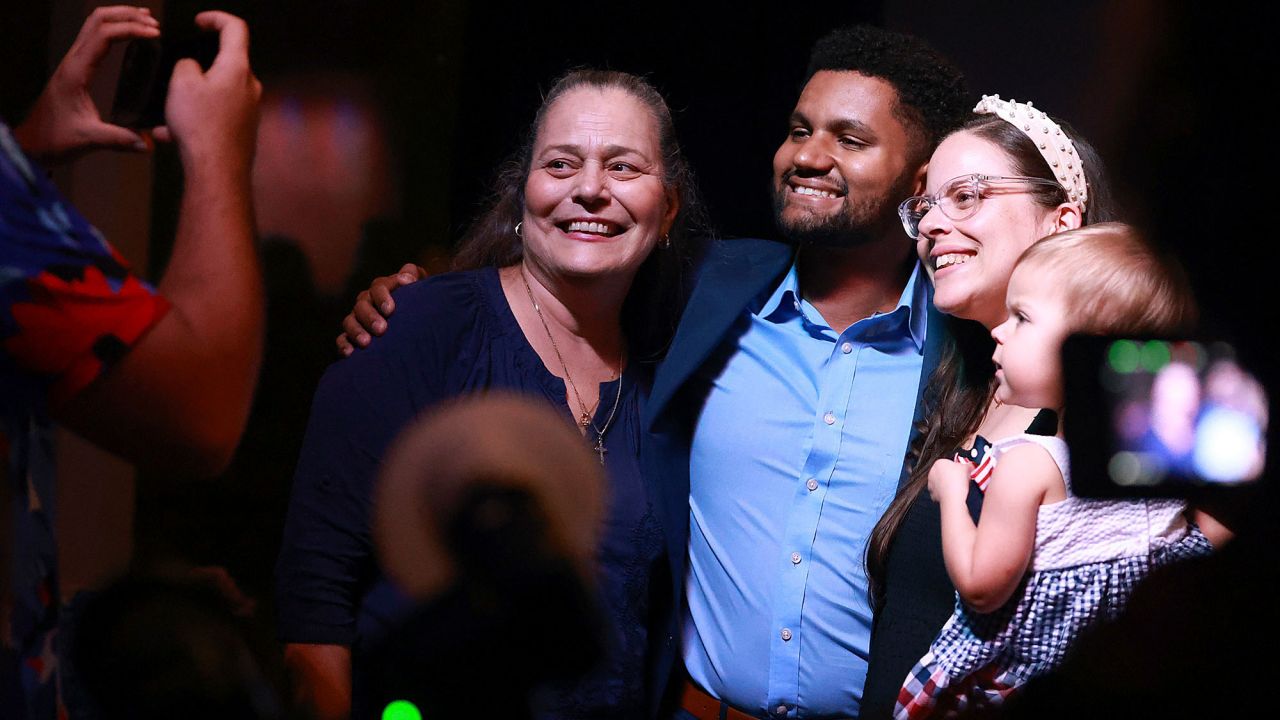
[14,6,160,165]
[336,263,427,356]
[927,457,973,506]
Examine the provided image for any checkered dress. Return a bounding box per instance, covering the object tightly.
[894,434,1213,720]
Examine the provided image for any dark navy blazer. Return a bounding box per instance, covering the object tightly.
[643,237,958,719]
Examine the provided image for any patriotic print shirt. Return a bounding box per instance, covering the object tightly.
[1,122,168,719]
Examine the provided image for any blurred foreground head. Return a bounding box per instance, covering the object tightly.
[366,393,607,718]
[70,576,279,720]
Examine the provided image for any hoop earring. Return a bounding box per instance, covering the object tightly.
[514,221,523,238]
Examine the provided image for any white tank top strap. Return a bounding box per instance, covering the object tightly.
[988,434,1072,492]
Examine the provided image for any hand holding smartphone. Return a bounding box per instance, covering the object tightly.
[12,6,166,165]
[1063,334,1269,499]
[110,21,220,129]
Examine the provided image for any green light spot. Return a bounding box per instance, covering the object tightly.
[1140,340,1171,372]
[383,700,422,720]
[1108,340,1140,373]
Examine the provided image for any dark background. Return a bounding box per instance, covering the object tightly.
[3,0,1273,705]
[5,1,1266,324]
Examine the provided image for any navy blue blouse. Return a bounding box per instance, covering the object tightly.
[276,267,665,718]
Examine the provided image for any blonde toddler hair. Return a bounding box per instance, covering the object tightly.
[1017,221,1198,336]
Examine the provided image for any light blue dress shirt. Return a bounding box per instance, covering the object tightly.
[684,259,928,718]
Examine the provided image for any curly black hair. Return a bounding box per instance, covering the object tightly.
[805,25,971,163]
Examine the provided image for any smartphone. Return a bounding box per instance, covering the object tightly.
[1063,334,1269,498]
[110,27,220,129]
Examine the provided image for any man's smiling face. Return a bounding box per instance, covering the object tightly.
[771,70,920,247]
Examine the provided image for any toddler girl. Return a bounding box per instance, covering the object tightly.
[895,223,1213,719]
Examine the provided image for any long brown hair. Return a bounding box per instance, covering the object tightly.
[451,68,708,358]
[864,111,1116,607]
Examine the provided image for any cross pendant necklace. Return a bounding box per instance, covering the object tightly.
[521,266,623,467]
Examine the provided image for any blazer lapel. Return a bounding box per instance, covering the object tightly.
[645,238,794,430]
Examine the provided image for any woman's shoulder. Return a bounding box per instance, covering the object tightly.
[381,266,512,340]
[393,266,501,318]
[326,267,506,380]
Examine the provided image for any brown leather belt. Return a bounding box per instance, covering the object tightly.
[680,680,761,720]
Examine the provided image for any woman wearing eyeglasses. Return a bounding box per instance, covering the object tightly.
[860,95,1121,707]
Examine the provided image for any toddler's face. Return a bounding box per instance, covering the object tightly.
[990,262,1073,409]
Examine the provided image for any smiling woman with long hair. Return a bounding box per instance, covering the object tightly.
[862,95,1119,702]
[275,69,706,720]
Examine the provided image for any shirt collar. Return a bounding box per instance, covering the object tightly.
[902,260,929,352]
[757,260,803,320]
[756,258,929,352]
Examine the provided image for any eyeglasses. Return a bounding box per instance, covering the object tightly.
[897,173,1067,239]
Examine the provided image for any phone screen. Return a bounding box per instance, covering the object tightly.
[110,28,220,129]
[1063,336,1269,497]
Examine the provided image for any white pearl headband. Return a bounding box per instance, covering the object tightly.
[973,94,1088,214]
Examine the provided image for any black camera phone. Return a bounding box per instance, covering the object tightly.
[110,25,220,129]
[1062,334,1269,499]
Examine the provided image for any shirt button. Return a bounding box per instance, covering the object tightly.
[775,705,789,716]
[823,411,835,425]
[791,552,802,565]
[806,478,818,492]
[841,342,853,354]
[780,628,793,641]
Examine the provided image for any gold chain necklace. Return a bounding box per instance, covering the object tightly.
[520,267,623,465]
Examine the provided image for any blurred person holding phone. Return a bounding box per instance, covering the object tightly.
[2,6,263,718]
